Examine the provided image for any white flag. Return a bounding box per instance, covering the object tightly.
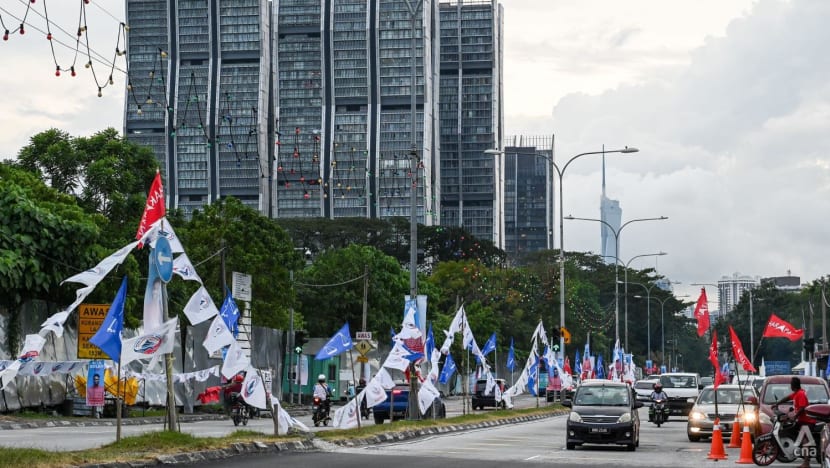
[494,381,503,402]
[439,331,454,355]
[120,318,178,366]
[39,310,70,338]
[203,315,236,354]
[0,360,22,389]
[184,286,219,325]
[447,305,465,335]
[376,367,396,390]
[141,218,185,254]
[364,378,388,408]
[382,341,412,372]
[18,333,47,362]
[395,306,422,340]
[485,371,496,396]
[173,253,202,284]
[332,397,360,429]
[143,278,164,332]
[63,241,139,287]
[418,378,441,415]
[533,321,548,346]
[272,396,310,434]
[240,366,268,409]
[221,341,249,379]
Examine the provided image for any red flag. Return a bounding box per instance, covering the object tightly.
[135,171,166,243]
[694,288,710,337]
[563,357,572,375]
[728,325,756,372]
[709,330,723,389]
[762,313,804,341]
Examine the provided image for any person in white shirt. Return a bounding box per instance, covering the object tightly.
[314,374,330,400]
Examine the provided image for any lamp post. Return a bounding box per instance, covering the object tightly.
[614,254,669,357]
[488,146,639,357]
[566,215,667,348]
[636,294,688,368]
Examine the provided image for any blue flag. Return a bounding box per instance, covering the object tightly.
[315,322,353,360]
[481,332,497,356]
[595,354,606,379]
[390,326,396,346]
[438,353,457,384]
[425,324,435,358]
[403,343,424,362]
[89,276,127,362]
[527,355,539,396]
[506,337,516,371]
[219,288,240,337]
[575,350,582,374]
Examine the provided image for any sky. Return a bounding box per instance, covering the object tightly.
[2,0,829,310]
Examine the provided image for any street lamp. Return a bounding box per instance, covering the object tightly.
[635,294,689,368]
[610,251,667,352]
[617,262,670,358]
[566,215,667,348]
[486,145,638,356]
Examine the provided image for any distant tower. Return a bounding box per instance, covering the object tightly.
[600,153,622,264]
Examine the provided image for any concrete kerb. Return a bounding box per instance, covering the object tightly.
[80,409,566,467]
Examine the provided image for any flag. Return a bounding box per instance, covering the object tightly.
[382,341,412,372]
[438,353,457,385]
[62,241,138,287]
[221,341,249,379]
[183,286,220,325]
[203,314,236,354]
[240,366,267,409]
[390,326,396,346]
[533,321,548,346]
[272,396,309,434]
[376,368,396,389]
[595,354,605,379]
[401,343,424,363]
[120,318,178,367]
[575,350,582,375]
[315,323,353,360]
[17,334,47,363]
[527,354,539,396]
[135,170,165,243]
[481,332,497,357]
[418,379,441,415]
[173,253,202,284]
[709,330,724,389]
[39,310,70,338]
[218,289,241,336]
[363,378,388,408]
[564,357,572,375]
[728,325,756,372]
[447,305,465,335]
[332,396,360,429]
[584,337,590,358]
[694,288,710,337]
[506,337,516,372]
[89,276,127,362]
[425,324,435,358]
[762,313,804,341]
[141,218,184,254]
[397,304,422,340]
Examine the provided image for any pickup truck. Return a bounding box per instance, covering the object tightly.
[657,373,702,417]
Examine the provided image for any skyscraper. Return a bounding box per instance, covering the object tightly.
[600,154,621,264]
[717,272,759,314]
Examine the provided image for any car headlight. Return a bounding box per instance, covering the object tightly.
[689,411,708,421]
[569,412,582,423]
[687,398,696,404]
[618,413,632,423]
[759,412,771,426]
[740,411,756,423]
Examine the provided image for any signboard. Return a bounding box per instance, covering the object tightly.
[355,340,372,356]
[356,356,369,363]
[355,331,372,340]
[153,237,174,283]
[764,360,791,376]
[232,272,252,302]
[77,304,109,359]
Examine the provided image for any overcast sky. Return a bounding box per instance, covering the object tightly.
[3,0,828,308]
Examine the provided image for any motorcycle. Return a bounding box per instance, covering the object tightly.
[229,392,249,427]
[312,397,332,427]
[753,404,820,466]
[649,399,670,427]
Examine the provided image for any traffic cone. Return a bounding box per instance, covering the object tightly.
[708,418,728,460]
[736,423,754,464]
[728,419,742,448]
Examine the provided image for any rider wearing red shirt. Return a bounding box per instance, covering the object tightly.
[776,377,816,468]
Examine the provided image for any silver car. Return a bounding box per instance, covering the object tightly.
[633,379,659,406]
[687,384,759,442]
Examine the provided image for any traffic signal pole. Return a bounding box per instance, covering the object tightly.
[288,270,294,404]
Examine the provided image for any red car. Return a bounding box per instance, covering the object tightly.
[756,375,830,435]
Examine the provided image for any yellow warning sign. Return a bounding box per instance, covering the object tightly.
[77,304,109,359]
[355,340,372,356]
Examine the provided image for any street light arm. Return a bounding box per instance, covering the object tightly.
[619,216,668,233]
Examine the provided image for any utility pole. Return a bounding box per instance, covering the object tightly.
[361,264,369,381]
[288,270,295,404]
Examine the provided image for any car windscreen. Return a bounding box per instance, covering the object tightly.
[574,386,630,406]
[634,381,656,390]
[660,375,697,389]
[762,383,829,404]
[697,388,755,405]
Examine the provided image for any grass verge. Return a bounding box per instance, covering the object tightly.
[0,405,562,468]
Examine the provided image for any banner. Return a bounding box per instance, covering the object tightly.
[87,360,106,407]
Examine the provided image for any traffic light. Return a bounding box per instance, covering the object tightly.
[804,338,816,355]
[295,330,308,354]
[550,327,560,343]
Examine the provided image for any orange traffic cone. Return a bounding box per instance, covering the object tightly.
[736,423,754,464]
[728,419,742,448]
[708,418,728,460]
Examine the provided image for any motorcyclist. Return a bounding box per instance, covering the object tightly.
[649,382,668,422]
[775,377,817,468]
[313,374,332,421]
[223,372,245,416]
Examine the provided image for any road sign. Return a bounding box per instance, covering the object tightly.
[232,272,252,302]
[560,326,572,344]
[355,331,372,340]
[356,356,369,363]
[355,340,372,356]
[77,304,108,359]
[153,237,174,283]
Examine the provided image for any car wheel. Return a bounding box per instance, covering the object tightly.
[566,443,575,450]
[374,415,384,425]
[626,443,636,452]
[688,434,701,442]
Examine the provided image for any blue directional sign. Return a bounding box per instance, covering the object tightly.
[154,236,174,283]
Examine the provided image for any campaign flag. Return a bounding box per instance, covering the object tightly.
[183,286,220,325]
[89,276,127,362]
[481,332,497,357]
[595,354,606,379]
[527,354,539,396]
[397,303,422,340]
[120,318,178,367]
[173,253,202,284]
[533,321,548,346]
[401,343,424,363]
[418,379,441,415]
[728,325,757,372]
[564,356,572,375]
[390,327,396,346]
[506,337,516,372]
[218,289,241,336]
[383,341,413,372]
[141,218,184,254]
[376,368,396,390]
[135,170,165,243]
[272,396,310,434]
[584,337,590,359]
[762,313,804,341]
[364,378,388,408]
[332,396,360,429]
[709,330,724,389]
[438,353,457,385]
[203,314,235,354]
[694,288,710,337]
[62,241,138,288]
[39,310,71,338]
[221,341,249,379]
[425,324,435,359]
[240,366,267,409]
[575,350,582,375]
[447,305,465,335]
[315,323,353,360]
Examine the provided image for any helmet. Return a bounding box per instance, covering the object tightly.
[653,383,662,392]
[318,374,326,382]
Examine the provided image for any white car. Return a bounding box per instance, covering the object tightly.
[633,379,660,405]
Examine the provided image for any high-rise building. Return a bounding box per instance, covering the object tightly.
[502,136,554,262]
[600,155,621,264]
[718,272,759,314]
[124,0,503,243]
[438,0,504,244]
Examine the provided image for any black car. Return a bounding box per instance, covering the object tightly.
[472,378,506,410]
[563,379,642,451]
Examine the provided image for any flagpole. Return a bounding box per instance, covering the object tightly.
[116,360,122,442]
[348,346,360,429]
